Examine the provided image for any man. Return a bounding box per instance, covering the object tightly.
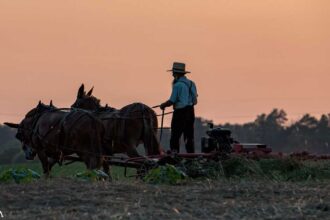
[160,62,198,153]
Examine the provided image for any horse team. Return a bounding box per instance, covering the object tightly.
[5,84,163,176]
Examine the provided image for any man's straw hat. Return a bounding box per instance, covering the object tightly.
[167,62,191,74]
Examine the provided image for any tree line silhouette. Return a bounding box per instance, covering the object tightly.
[0,108,329,164]
[161,108,330,154]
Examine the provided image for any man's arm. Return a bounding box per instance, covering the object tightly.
[160,83,179,110]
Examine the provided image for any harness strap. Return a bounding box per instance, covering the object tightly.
[33,110,91,165]
[31,113,45,140]
[58,110,89,150]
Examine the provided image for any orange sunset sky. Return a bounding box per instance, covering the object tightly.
[0,0,329,125]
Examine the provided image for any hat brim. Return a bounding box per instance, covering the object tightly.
[167,69,191,74]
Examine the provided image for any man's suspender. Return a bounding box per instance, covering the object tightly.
[177,80,194,105]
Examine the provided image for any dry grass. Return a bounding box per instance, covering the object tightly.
[1,178,329,219]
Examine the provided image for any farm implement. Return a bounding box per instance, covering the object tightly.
[64,123,330,178]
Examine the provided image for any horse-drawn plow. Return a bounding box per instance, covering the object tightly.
[4,84,330,180]
[63,123,330,179]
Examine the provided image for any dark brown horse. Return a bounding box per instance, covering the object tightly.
[5,101,106,176]
[71,84,162,157]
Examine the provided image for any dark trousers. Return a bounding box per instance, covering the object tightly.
[170,106,195,153]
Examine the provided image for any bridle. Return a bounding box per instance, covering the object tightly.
[17,107,51,142]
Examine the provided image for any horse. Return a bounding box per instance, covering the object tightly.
[5,101,106,176]
[71,84,162,157]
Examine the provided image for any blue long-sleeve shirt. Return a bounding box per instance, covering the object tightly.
[169,76,198,109]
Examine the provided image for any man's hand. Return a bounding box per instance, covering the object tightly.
[160,100,173,110]
[160,103,167,110]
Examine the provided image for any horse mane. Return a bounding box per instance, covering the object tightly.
[90,95,101,106]
[84,95,117,112]
[82,95,101,109]
[25,109,38,118]
[26,103,55,118]
[98,105,116,113]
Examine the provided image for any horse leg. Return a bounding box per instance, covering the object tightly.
[101,141,112,179]
[84,126,107,176]
[124,140,148,178]
[101,157,113,181]
[127,146,140,158]
[102,161,110,174]
[101,151,111,178]
[77,152,94,170]
[87,155,102,170]
[38,152,53,178]
[144,129,161,156]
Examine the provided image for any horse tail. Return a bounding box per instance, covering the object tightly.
[150,107,164,155]
[142,105,162,155]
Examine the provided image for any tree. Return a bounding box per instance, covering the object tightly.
[253,109,288,150]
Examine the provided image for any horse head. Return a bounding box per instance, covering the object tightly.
[71,84,101,111]
[5,101,54,160]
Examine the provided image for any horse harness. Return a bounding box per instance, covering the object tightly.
[29,108,99,165]
[24,106,156,161]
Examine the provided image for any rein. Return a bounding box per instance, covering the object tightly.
[156,111,173,117]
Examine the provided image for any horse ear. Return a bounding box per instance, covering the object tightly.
[78,84,85,98]
[50,100,53,107]
[4,122,19,129]
[87,87,94,96]
[38,100,42,106]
